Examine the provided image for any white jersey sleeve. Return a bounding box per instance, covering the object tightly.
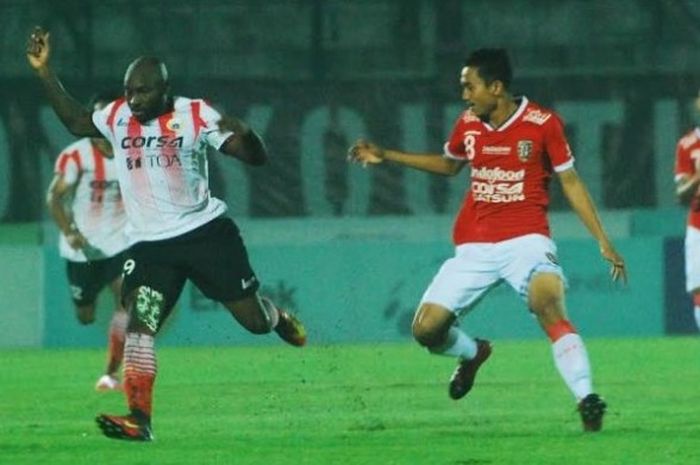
[198,101,235,151]
[91,99,121,144]
[54,149,81,185]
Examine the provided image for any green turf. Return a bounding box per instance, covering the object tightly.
[1,337,699,465]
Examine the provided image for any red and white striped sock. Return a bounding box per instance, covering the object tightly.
[106,311,128,375]
[123,332,157,419]
[546,320,593,401]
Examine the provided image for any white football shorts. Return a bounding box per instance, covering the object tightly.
[420,233,566,315]
[685,226,700,292]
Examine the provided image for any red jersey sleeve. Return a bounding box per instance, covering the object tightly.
[543,113,574,172]
[443,112,469,160]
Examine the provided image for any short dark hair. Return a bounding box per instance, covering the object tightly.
[89,90,121,108]
[465,48,513,89]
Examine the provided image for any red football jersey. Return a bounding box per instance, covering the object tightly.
[674,128,700,230]
[444,97,574,244]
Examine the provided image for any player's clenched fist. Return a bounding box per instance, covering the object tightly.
[26,26,50,70]
[347,139,384,167]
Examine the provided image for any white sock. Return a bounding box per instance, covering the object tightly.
[429,326,478,360]
[552,333,593,401]
[694,306,700,331]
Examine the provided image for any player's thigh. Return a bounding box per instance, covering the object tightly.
[685,227,700,293]
[186,217,260,303]
[101,251,128,307]
[419,243,501,316]
[121,244,186,333]
[500,234,566,304]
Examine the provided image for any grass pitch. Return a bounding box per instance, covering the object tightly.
[1,337,699,465]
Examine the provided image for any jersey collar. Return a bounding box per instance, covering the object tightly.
[483,96,528,132]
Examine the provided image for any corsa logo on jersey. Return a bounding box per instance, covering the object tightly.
[471,167,525,203]
[120,135,184,149]
[472,181,525,203]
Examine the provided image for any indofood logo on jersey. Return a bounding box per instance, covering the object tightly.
[471,166,525,203]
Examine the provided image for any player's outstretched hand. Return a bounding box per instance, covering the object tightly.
[347,139,384,167]
[600,243,627,284]
[26,26,50,70]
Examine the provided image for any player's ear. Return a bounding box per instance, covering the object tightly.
[490,80,505,96]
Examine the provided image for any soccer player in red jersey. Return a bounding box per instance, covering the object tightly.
[47,93,129,392]
[348,49,626,432]
[674,91,700,331]
[28,26,306,441]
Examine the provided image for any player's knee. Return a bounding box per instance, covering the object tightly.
[412,304,452,348]
[412,318,444,348]
[528,274,564,313]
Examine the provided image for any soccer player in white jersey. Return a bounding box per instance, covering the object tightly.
[47,92,129,392]
[348,49,626,432]
[674,90,700,331]
[28,26,306,442]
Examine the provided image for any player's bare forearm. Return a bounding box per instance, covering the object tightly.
[36,66,99,137]
[559,170,612,246]
[382,150,464,176]
[560,169,626,281]
[218,117,267,165]
[220,130,267,166]
[46,179,74,235]
[237,129,268,166]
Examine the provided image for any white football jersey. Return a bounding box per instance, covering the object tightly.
[92,97,234,242]
[54,138,129,262]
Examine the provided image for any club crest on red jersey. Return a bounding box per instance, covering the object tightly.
[517,140,533,162]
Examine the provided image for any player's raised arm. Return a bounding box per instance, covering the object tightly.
[557,168,627,283]
[26,26,100,137]
[217,116,268,166]
[347,139,465,176]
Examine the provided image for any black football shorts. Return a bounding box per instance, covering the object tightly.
[66,251,127,306]
[120,216,260,319]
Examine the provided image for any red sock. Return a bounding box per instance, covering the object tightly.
[123,332,156,419]
[544,319,577,342]
[106,311,128,374]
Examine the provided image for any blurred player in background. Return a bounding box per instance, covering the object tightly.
[348,48,626,432]
[674,90,700,331]
[47,92,128,392]
[28,26,306,442]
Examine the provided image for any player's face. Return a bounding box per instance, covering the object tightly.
[124,68,169,123]
[460,66,497,119]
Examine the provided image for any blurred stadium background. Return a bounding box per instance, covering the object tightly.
[1,0,699,347]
